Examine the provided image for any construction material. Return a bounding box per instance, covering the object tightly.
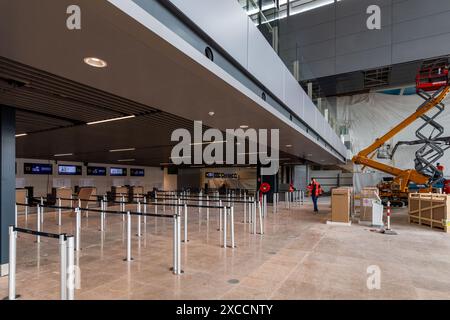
[409,193,450,232]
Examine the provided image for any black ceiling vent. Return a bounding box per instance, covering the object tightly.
[205,46,214,61]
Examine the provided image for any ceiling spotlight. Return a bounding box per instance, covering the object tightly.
[307,154,313,157]
[84,57,108,68]
[208,111,215,116]
[286,144,293,148]
[240,125,249,129]
[15,133,28,138]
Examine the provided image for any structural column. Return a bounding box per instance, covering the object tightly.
[0,106,15,277]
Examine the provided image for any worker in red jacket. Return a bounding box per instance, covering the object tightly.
[307,178,323,213]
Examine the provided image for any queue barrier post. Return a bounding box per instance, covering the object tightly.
[137,202,142,238]
[100,200,105,232]
[172,210,178,275]
[66,236,75,300]
[230,206,235,249]
[183,201,188,243]
[25,197,28,222]
[40,197,44,224]
[58,198,62,226]
[258,200,264,235]
[8,226,17,300]
[36,205,41,243]
[14,204,17,227]
[223,206,227,248]
[75,208,81,251]
[244,193,247,223]
[206,195,210,221]
[59,234,67,300]
[125,211,133,262]
[143,196,147,225]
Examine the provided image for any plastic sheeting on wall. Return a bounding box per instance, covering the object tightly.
[337,92,450,178]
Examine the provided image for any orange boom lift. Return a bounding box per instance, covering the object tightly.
[353,61,450,199]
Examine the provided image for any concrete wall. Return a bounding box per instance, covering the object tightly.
[15,158,164,197]
[279,0,450,79]
[163,168,178,191]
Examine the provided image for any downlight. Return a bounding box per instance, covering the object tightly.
[84,57,108,68]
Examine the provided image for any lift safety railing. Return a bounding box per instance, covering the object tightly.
[7,226,75,300]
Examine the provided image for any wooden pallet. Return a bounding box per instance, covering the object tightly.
[409,193,450,233]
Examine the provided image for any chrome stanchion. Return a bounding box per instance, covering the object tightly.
[121,196,125,221]
[183,202,188,243]
[59,234,67,300]
[137,202,142,238]
[223,206,227,248]
[66,236,75,300]
[206,195,210,221]
[177,206,181,274]
[124,211,133,262]
[8,226,17,300]
[36,204,41,243]
[219,200,223,231]
[258,200,264,235]
[253,199,257,235]
[40,197,44,224]
[172,210,178,275]
[58,198,62,226]
[25,197,28,222]
[100,200,105,232]
[230,206,235,248]
[155,194,158,214]
[143,196,147,225]
[75,208,81,251]
[263,194,267,218]
[14,204,17,227]
[244,193,247,223]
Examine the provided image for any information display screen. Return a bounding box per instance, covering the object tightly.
[110,167,127,176]
[24,163,53,175]
[130,168,145,177]
[87,166,107,176]
[58,165,82,175]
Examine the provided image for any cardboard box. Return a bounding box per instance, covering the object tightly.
[331,188,351,223]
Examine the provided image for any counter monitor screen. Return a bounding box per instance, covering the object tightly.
[24,163,53,175]
[110,167,127,176]
[58,165,82,175]
[130,168,145,177]
[87,166,106,176]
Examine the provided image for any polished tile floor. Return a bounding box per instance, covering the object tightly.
[1,197,450,300]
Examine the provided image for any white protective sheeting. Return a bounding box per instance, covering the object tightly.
[337,92,450,179]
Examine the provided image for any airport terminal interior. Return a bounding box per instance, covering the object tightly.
[1,0,450,301]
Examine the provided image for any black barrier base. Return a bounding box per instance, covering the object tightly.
[2,294,21,300]
[123,258,134,262]
[181,240,189,243]
[169,267,184,274]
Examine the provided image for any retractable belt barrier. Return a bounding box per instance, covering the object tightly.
[7,226,75,301]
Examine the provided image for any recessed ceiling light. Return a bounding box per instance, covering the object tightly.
[240,125,249,129]
[208,111,215,116]
[286,144,292,148]
[15,133,28,138]
[54,153,73,157]
[87,115,135,126]
[117,159,135,162]
[109,148,136,153]
[307,154,313,157]
[84,57,108,68]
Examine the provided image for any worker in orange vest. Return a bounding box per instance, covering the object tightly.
[307,178,323,213]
